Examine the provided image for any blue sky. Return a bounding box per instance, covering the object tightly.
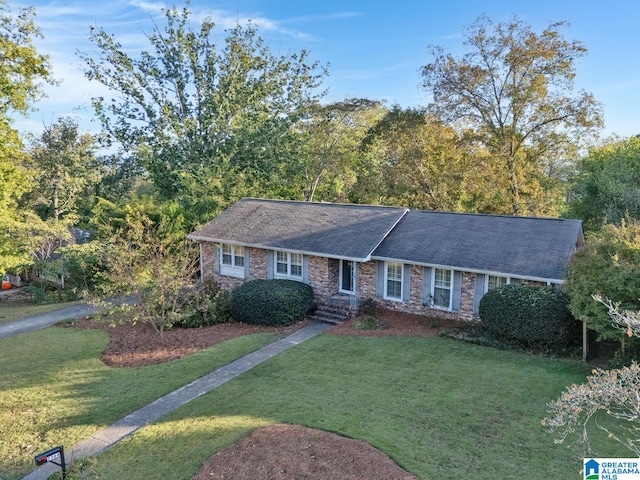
[12,0,640,139]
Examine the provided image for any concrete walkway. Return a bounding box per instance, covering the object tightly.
[7,306,330,479]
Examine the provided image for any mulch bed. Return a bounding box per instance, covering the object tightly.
[327,309,467,338]
[66,317,308,368]
[192,424,418,480]
[64,309,467,368]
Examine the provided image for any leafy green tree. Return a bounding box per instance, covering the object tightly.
[93,154,146,205]
[0,145,31,272]
[15,214,73,298]
[567,136,640,232]
[352,106,485,211]
[99,213,199,341]
[565,221,640,342]
[0,1,55,272]
[26,117,100,223]
[298,98,384,202]
[422,15,603,216]
[79,5,326,225]
[52,241,106,297]
[0,2,54,116]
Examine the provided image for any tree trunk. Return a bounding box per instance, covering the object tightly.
[507,157,520,216]
[53,184,60,223]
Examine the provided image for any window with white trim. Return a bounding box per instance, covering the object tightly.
[275,251,303,279]
[385,262,403,300]
[486,275,509,292]
[220,244,245,277]
[432,268,452,309]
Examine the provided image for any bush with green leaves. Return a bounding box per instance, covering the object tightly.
[565,221,640,342]
[231,279,314,326]
[177,277,232,328]
[479,284,580,351]
[56,241,107,296]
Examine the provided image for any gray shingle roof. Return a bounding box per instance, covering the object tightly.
[372,210,583,282]
[188,198,408,261]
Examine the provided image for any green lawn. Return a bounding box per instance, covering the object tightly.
[2,327,629,480]
[65,336,629,480]
[0,300,80,323]
[0,327,279,480]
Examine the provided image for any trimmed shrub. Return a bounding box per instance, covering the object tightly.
[479,284,580,351]
[177,277,232,328]
[231,279,314,326]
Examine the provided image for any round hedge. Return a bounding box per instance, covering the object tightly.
[231,279,314,326]
[478,284,580,350]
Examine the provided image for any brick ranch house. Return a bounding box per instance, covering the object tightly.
[187,198,584,323]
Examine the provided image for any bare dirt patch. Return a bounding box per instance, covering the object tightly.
[65,308,465,479]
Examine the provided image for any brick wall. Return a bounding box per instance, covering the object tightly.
[459,272,476,322]
[357,261,377,299]
[199,244,341,302]
[308,256,337,300]
[249,248,268,279]
[197,242,547,323]
[199,242,245,291]
[200,243,216,279]
[355,260,478,322]
[409,264,423,305]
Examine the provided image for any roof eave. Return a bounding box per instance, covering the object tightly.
[370,255,565,284]
[187,235,370,263]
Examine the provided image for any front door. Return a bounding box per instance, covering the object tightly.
[339,260,355,294]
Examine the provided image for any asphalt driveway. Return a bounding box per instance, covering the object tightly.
[0,296,136,338]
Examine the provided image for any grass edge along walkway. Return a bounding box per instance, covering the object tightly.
[22,321,331,480]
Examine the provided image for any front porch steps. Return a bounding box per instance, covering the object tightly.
[311,296,354,325]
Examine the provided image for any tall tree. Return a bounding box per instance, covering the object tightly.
[0,1,54,272]
[299,98,384,202]
[79,5,326,224]
[567,136,640,232]
[421,15,603,216]
[0,126,30,272]
[27,117,100,223]
[0,2,54,117]
[352,106,489,211]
